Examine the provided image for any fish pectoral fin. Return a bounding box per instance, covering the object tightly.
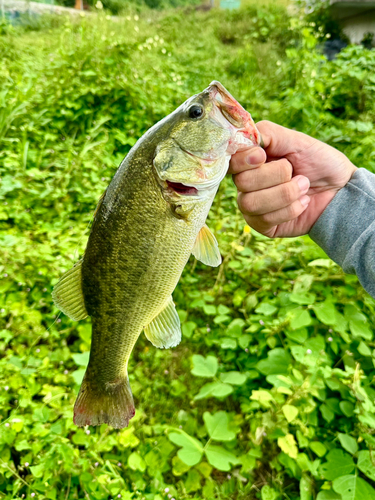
[192,224,222,267]
[144,296,181,349]
[52,259,88,321]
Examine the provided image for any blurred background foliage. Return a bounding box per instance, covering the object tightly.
[1,0,375,499]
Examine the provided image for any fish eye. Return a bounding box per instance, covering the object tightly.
[188,104,204,120]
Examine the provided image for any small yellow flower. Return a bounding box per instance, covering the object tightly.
[243,225,251,234]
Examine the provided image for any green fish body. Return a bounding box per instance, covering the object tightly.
[52,81,259,428]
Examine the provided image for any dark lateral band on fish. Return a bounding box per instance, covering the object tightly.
[52,81,260,429]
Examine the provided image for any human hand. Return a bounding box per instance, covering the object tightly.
[229,121,358,237]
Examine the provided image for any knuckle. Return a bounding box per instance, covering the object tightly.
[279,159,293,182]
[257,119,271,128]
[234,171,250,192]
[280,183,297,205]
[285,202,301,220]
[239,193,258,215]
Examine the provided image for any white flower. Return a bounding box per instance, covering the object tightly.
[134,15,139,21]
[95,1,103,9]
[306,349,312,354]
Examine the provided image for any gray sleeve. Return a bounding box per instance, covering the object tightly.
[309,168,375,298]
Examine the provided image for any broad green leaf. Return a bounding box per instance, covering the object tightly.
[256,348,291,375]
[71,368,86,386]
[338,433,358,455]
[172,455,190,476]
[290,292,316,305]
[340,401,355,417]
[312,301,336,325]
[349,319,373,340]
[358,341,372,356]
[308,259,332,267]
[205,444,240,471]
[211,383,234,398]
[185,469,201,493]
[250,390,275,407]
[255,302,277,316]
[357,450,375,481]
[220,371,247,385]
[30,464,44,478]
[127,452,146,472]
[182,321,196,338]
[261,485,279,500]
[278,434,298,459]
[191,355,218,377]
[300,472,313,500]
[309,442,326,457]
[320,403,335,423]
[316,491,341,500]
[319,449,355,480]
[282,404,299,423]
[194,381,233,400]
[285,327,308,344]
[220,337,237,349]
[289,309,312,330]
[168,432,203,467]
[333,475,375,500]
[203,411,236,441]
[227,318,246,336]
[238,334,251,349]
[203,304,216,315]
[194,382,219,400]
[72,351,90,367]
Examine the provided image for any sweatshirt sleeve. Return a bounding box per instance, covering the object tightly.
[309,168,375,298]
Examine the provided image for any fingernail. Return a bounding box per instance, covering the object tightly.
[246,148,265,166]
[297,176,310,193]
[300,195,310,207]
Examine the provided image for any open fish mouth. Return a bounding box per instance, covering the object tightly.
[166,181,198,196]
[208,80,260,148]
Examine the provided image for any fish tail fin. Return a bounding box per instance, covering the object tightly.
[73,371,135,429]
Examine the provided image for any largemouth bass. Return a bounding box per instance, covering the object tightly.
[52,81,260,429]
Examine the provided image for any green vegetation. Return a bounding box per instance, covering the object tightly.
[1,3,375,499]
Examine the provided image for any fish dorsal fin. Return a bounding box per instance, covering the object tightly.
[192,224,222,267]
[52,259,88,321]
[144,296,181,349]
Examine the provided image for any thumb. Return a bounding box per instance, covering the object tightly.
[257,120,315,159]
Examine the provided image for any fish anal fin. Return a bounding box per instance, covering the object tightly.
[52,259,88,321]
[144,296,181,349]
[192,224,222,267]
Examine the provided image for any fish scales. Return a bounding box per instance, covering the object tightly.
[52,81,260,428]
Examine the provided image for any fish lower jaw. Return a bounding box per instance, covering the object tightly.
[166,180,198,196]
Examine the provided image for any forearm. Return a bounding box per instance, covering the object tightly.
[309,169,375,298]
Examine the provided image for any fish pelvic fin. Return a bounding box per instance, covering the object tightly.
[144,296,181,349]
[52,259,88,321]
[73,371,135,429]
[192,224,222,267]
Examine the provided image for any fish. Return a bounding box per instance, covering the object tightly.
[52,81,260,429]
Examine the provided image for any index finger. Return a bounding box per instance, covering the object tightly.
[229,146,266,175]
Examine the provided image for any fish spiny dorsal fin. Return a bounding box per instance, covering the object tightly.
[192,224,222,267]
[144,296,181,349]
[52,259,88,321]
